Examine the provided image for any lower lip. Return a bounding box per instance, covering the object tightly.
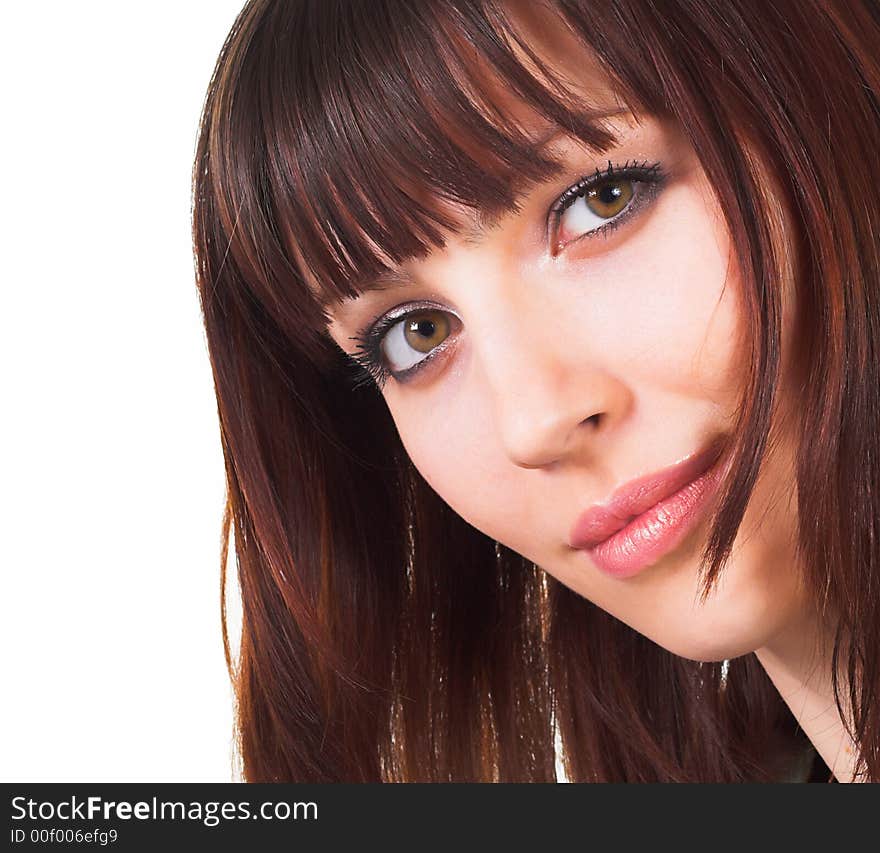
[584,461,724,579]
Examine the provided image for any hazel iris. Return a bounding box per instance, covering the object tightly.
[585,180,634,218]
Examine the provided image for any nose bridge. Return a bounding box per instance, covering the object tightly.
[465,265,617,469]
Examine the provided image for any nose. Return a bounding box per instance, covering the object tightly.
[473,300,632,470]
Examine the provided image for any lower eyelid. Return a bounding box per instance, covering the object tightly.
[390,338,452,385]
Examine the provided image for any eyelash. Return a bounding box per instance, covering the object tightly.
[345,159,666,391]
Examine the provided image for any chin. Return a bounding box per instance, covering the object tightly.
[634,589,797,664]
[650,632,760,664]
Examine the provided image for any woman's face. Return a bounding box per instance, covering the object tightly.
[324,11,806,663]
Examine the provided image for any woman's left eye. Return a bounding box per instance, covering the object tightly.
[549,160,666,254]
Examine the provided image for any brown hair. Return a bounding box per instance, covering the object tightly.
[192,0,880,781]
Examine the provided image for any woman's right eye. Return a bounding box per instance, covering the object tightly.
[348,306,457,390]
[381,309,453,372]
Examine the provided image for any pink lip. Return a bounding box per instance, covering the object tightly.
[568,439,728,578]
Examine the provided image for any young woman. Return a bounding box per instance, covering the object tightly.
[192,0,880,782]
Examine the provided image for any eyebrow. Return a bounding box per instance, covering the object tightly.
[323,107,629,316]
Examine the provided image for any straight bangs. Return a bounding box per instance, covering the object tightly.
[205,0,630,338]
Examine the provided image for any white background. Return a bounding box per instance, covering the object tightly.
[1,2,248,781]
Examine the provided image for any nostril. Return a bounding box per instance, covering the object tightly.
[584,413,601,428]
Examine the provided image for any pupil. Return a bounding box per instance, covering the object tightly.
[599,184,622,203]
[416,319,435,337]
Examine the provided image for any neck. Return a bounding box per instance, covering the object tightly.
[754,609,864,783]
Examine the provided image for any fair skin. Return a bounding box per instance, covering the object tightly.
[323,7,862,782]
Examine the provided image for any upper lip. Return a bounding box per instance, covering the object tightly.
[568,438,727,550]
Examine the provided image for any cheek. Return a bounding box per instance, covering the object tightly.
[581,176,746,408]
[394,385,510,535]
